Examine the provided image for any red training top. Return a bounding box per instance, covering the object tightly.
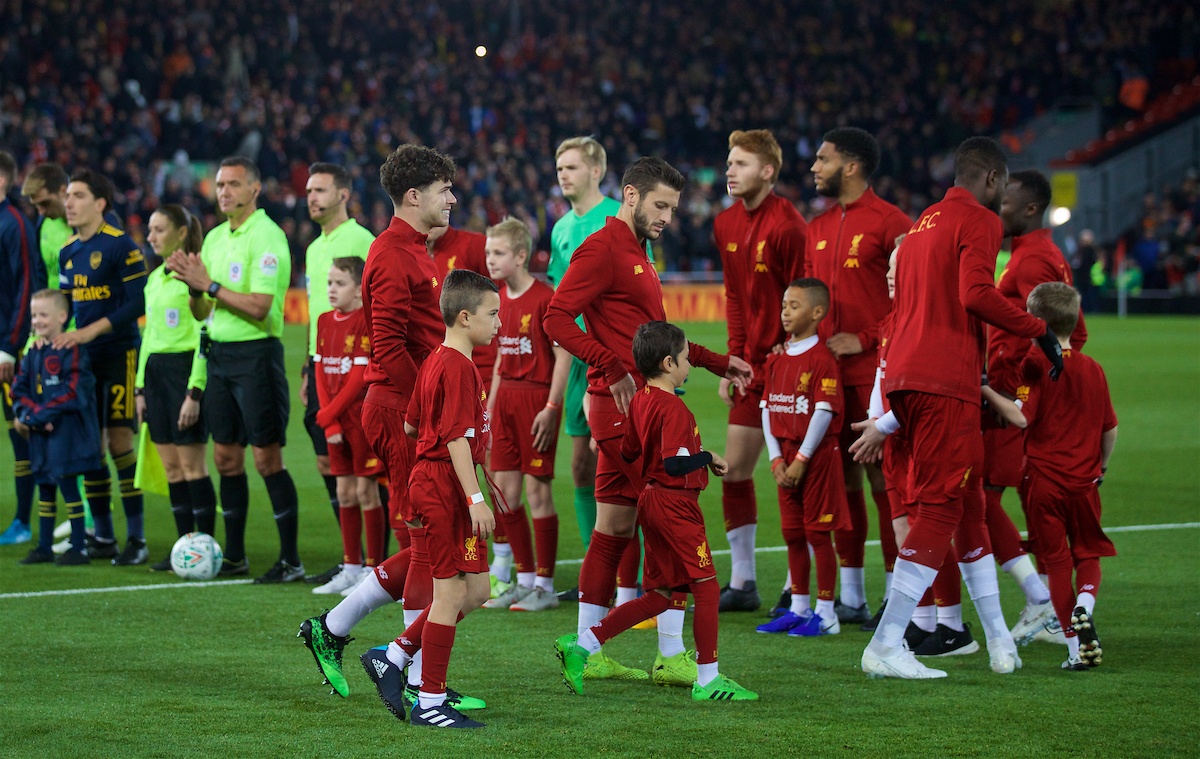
[313,307,370,437]
[544,216,728,394]
[408,344,490,465]
[715,192,807,377]
[761,339,844,443]
[987,227,1088,392]
[1018,349,1116,489]
[361,217,445,411]
[432,226,498,381]
[621,385,709,491]
[806,187,912,387]
[497,279,556,385]
[884,187,1045,405]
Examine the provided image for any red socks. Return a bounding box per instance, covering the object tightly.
[498,505,535,575]
[579,531,630,606]
[721,479,757,531]
[533,514,558,579]
[374,547,410,601]
[617,529,641,589]
[363,507,386,567]
[873,489,897,571]
[419,621,456,695]
[984,487,1025,565]
[339,505,362,565]
[592,591,672,645]
[691,580,719,664]
[810,530,837,602]
[835,489,868,567]
[404,527,433,611]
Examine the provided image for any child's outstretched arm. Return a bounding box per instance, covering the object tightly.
[981,385,1028,429]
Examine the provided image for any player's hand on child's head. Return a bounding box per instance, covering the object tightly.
[610,373,637,416]
[1034,328,1064,380]
[469,501,494,539]
[709,452,728,476]
[52,328,88,349]
[717,378,735,408]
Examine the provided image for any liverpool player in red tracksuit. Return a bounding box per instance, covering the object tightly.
[861,137,1063,680]
[807,127,912,627]
[987,170,1089,645]
[713,129,807,613]
[544,157,752,685]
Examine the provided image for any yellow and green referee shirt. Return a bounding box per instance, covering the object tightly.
[200,208,291,342]
[135,265,207,391]
[304,218,374,356]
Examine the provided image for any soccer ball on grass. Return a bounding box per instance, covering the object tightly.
[170,532,224,581]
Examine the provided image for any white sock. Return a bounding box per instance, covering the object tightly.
[840,566,866,608]
[325,571,394,637]
[657,608,686,657]
[417,690,446,709]
[385,641,412,669]
[517,571,536,589]
[403,608,423,686]
[937,603,964,632]
[868,558,937,653]
[960,556,1010,643]
[1077,591,1096,615]
[578,628,602,654]
[1002,554,1049,604]
[615,586,638,606]
[491,545,513,582]
[913,605,937,632]
[815,599,835,624]
[726,523,757,589]
[340,562,362,575]
[697,662,719,687]
[1067,634,1081,659]
[578,602,608,637]
[790,593,811,616]
[534,575,555,592]
[884,571,893,601]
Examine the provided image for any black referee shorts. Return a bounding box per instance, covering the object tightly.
[303,357,328,456]
[144,351,208,446]
[205,337,289,448]
[89,346,139,430]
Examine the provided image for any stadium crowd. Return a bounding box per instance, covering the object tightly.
[0,0,1193,275]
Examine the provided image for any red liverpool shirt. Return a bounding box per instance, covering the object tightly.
[544,216,727,394]
[761,338,843,443]
[806,187,911,387]
[361,217,445,411]
[884,187,1045,405]
[314,308,370,433]
[621,385,709,491]
[432,226,497,380]
[408,345,489,464]
[987,227,1088,392]
[1018,349,1116,489]
[715,192,807,375]
[497,279,556,385]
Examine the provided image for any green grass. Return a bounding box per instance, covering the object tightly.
[2,315,1198,756]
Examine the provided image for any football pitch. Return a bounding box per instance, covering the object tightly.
[2,316,1198,756]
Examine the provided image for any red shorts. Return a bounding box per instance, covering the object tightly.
[409,459,490,579]
[727,380,764,428]
[883,433,914,520]
[328,416,386,478]
[778,437,851,532]
[838,384,872,455]
[362,400,416,527]
[637,486,716,591]
[891,392,983,508]
[981,412,1024,488]
[1019,468,1116,571]
[490,381,556,478]
[590,394,639,506]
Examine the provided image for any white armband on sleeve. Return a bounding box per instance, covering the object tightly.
[761,405,783,461]
[799,406,834,459]
[874,411,900,436]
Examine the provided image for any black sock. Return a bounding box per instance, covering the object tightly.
[36,483,57,552]
[220,473,249,561]
[113,449,144,540]
[265,470,300,565]
[323,474,340,524]
[84,468,114,541]
[188,477,218,536]
[10,427,34,524]
[167,480,194,537]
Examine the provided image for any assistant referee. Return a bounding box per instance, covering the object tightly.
[168,156,303,584]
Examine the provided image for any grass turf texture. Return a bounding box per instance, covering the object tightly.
[1,315,1197,756]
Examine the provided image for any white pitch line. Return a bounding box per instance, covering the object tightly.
[2,521,1196,600]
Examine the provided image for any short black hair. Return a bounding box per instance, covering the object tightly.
[330,256,365,286]
[1008,169,1052,215]
[219,156,261,183]
[822,127,880,177]
[621,157,686,198]
[0,150,16,186]
[786,277,831,310]
[954,137,1007,183]
[309,162,352,191]
[380,145,457,205]
[632,320,687,380]
[68,169,116,213]
[440,268,498,326]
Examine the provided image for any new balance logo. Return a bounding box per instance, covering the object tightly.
[417,708,456,727]
[373,659,389,679]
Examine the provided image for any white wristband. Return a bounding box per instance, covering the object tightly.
[468,492,485,505]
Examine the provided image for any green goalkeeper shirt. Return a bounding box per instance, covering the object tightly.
[304,218,374,357]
